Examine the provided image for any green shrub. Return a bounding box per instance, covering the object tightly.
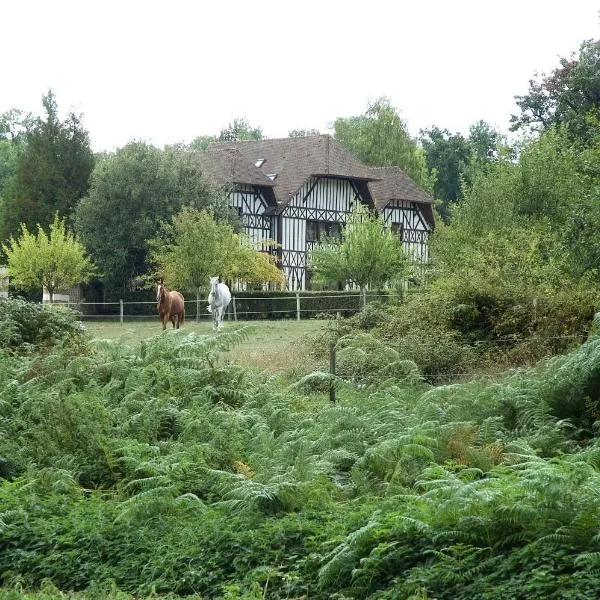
[0,298,84,352]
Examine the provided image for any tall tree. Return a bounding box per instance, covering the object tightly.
[333,97,434,191]
[74,143,233,294]
[218,118,263,142]
[419,127,471,221]
[149,207,283,318]
[0,91,94,243]
[511,39,600,141]
[310,204,411,302]
[2,214,94,302]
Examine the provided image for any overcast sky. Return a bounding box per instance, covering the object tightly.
[2,0,599,152]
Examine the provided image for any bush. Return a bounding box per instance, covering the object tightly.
[0,298,84,352]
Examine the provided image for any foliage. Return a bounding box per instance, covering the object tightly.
[420,121,509,222]
[419,126,471,220]
[73,142,232,294]
[511,39,600,141]
[333,97,434,191]
[218,118,263,142]
[0,90,94,243]
[0,297,84,353]
[0,109,32,222]
[288,128,321,137]
[3,302,600,597]
[310,204,411,295]
[148,207,284,317]
[2,214,95,301]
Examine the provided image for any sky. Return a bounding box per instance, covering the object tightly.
[2,0,599,152]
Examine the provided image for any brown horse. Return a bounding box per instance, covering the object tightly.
[156,279,185,330]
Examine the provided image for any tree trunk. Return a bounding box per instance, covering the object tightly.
[196,288,201,321]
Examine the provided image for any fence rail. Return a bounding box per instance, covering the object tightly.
[65,292,388,323]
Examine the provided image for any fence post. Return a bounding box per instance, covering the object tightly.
[120,299,123,325]
[296,292,301,321]
[232,296,237,321]
[329,342,336,403]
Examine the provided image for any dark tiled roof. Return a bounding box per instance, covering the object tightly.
[198,147,276,187]
[207,135,375,204]
[202,135,434,228]
[368,166,434,228]
[368,166,432,208]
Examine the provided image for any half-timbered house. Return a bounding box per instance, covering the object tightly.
[199,135,434,290]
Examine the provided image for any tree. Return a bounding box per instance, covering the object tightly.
[333,97,434,191]
[0,90,94,243]
[288,128,321,138]
[218,118,263,142]
[74,142,234,294]
[2,214,94,302]
[510,39,600,141]
[149,207,283,319]
[189,135,216,150]
[419,127,471,221]
[310,204,411,303]
[0,108,34,142]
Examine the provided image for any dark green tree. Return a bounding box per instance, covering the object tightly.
[419,127,471,221]
[0,90,94,242]
[73,142,232,294]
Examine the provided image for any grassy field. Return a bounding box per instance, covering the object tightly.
[83,318,328,376]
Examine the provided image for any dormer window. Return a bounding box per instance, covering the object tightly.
[255,158,265,168]
[266,173,277,181]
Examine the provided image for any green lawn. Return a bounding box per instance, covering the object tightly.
[83,318,328,376]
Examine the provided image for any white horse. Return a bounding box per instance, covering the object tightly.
[207,276,231,330]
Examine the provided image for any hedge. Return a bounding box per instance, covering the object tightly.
[76,290,393,320]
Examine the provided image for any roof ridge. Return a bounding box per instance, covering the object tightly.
[209,134,332,146]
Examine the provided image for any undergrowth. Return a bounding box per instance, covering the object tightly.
[3,305,600,597]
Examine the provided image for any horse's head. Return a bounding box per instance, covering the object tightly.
[209,276,219,291]
[156,279,165,303]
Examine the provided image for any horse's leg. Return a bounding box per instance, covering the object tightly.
[174,314,179,329]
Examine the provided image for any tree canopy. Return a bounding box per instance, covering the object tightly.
[310,204,410,297]
[333,97,433,191]
[149,207,284,318]
[2,214,94,302]
[74,142,234,294]
[218,118,263,142]
[0,90,94,243]
[511,39,600,142]
[419,121,504,222]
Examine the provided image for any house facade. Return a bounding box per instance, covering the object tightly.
[199,135,434,290]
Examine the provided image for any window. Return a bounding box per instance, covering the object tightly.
[306,220,342,243]
[391,222,403,239]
